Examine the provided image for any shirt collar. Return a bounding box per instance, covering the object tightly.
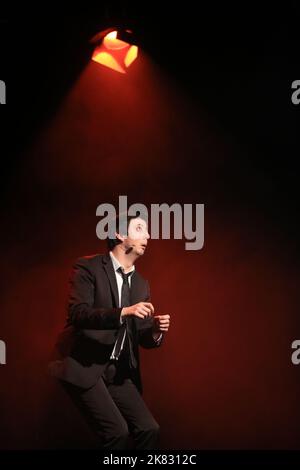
[109,251,135,274]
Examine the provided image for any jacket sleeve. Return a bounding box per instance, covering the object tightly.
[138,280,164,349]
[67,257,122,329]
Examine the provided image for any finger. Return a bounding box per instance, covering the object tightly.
[141,305,152,314]
[139,310,149,318]
[134,312,146,319]
[139,307,150,315]
[138,311,148,318]
[143,302,155,313]
[158,322,170,327]
[140,307,151,316]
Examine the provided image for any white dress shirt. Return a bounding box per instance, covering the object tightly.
[109,251,135,309]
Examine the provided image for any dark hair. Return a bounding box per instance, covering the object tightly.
[106,213,146,251]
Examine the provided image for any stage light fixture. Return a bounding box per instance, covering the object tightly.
[90,28,138,74]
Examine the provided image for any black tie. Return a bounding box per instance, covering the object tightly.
[119,268,132,308]
[113,268,137,368]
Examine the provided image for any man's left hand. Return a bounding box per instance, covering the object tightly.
[153,314,170,333]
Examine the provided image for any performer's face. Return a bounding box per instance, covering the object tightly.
[125,217,150,256]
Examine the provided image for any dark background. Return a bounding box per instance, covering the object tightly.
[1,3,299,449]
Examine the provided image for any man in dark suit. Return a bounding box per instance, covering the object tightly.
[50,214,170,449]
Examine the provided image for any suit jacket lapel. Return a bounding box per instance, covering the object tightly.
[102,254,119,308]
[130,272,142,304]
[130,272,153,330]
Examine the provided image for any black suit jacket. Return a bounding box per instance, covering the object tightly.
[49,254,162,393]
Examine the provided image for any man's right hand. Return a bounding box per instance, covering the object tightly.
[121,302,154,319]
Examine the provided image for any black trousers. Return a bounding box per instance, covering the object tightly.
[60,357,160,450]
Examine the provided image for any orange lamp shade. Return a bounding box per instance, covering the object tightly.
[92,30,138,74]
